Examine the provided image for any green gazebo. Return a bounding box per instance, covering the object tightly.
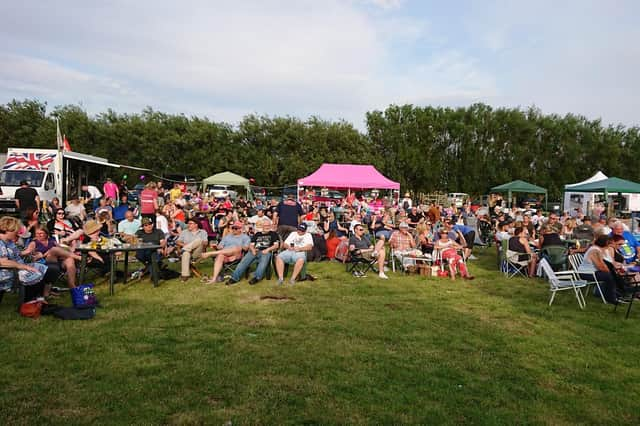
[491,180,547,209]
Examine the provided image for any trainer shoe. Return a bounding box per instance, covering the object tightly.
[277,279,284,286]
[378,272,389,279]
[289,278,296,285]
[468,254,478,260]
[249,277,259,285]
[226,278,239,286]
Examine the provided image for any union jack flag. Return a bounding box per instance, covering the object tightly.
[3,152,56,171]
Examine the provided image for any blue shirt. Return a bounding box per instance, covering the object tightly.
[219,233,251,249]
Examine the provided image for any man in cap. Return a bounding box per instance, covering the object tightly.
[275,222,313,285]
[201,221,250,283]
[134,217,166,278]
[176,217,208,282]
[227,219,279,285]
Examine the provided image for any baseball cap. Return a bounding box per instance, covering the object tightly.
[256,205,264,210]
[297,223,307,231]
[141,217,153,226]
[399,222,409,228]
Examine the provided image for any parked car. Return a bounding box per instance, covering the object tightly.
[314,190,344,201]
[207,185,238,200]
[127,183,145,204]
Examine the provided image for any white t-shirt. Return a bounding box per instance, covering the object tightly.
[284,231,314,248]
[156,215,169,234]
[87,185,102,199]
[248,214,272,225]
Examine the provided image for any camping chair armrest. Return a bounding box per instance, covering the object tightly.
[555,270,579,281]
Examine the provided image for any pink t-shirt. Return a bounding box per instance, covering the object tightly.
[103,181,119,199]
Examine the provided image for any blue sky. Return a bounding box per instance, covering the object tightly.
[1,0,638,129]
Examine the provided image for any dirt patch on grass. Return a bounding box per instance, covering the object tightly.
[260,295,296,302]
[384,303,402,310]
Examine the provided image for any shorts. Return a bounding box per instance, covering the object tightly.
[278,250,306,264]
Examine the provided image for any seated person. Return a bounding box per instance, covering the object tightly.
[0,216,52,301]
[276,223,314,284]
[537,224,563,249]
[348,223,388,279]
[507,227,537,277]
[201,221,250,283]
[112,194,132,222]
[176,217,208,282]
[451,221,475,260]
[388,222,417,269]
[610,221,640,263]
[577,234,619,304]
[94,197,113,221]
[417,222,435,252]
[23,226,82,288]
[372,213,394,241]
[227,220,279,285]
[82,220,111,276]
[65,198,87,222]
[134,217,166,277]
[117,210,142,240]
[434,229,474,281]
[324,230,342,260]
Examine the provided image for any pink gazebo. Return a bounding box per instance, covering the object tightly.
[297,163,399,192]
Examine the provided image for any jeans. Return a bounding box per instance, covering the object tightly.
[231,250,272,281]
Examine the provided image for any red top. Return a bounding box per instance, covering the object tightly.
[140,189,157,214]
[325,237,341,259]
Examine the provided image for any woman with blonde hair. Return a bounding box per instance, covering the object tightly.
[0,216,52,300]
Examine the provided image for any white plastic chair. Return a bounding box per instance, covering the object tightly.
[539,258,588,309]
[568,253,607,304]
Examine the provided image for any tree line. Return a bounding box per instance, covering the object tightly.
[1,99,638,199]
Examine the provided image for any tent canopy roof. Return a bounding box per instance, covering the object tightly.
[491,180,547,194]
[565,171,608,189]
[202,171,249,186]
[298,163,399,190]
[564,177,640,193]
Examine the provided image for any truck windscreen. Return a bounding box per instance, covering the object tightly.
[0,170,45,186]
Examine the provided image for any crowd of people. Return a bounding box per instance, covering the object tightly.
[2,178,640,307]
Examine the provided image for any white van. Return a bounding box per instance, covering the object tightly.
[447,192,469,208]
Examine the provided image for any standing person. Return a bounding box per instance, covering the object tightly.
[14,180,39,224]
[139,182,159,225]
[81,184,102,210]
[103,178,119,206]
[275,193,303,239]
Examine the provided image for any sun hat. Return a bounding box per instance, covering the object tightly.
[83,220,101,235]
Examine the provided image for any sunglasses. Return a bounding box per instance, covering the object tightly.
[56,212,65,215]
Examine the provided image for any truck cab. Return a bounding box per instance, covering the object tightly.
[0,149,59,213]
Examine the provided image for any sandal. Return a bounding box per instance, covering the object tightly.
[199,275,211,284]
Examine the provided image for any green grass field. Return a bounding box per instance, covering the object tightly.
[1,249,639,425]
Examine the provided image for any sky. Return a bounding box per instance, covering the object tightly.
[1,0,638,130]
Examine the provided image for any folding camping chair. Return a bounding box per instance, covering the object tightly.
[539,258,587,309]
[346,249,378,277]
[568,253,607,304]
